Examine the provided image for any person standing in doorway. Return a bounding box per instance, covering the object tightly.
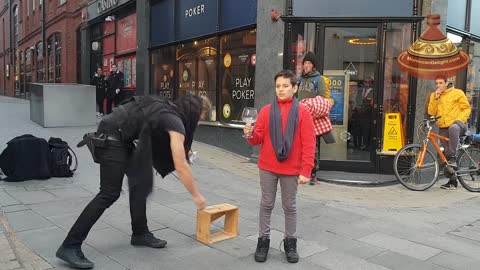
[244,70,315,264]
[297,51,335,185]
[91,67,106,116]
[106,64,124,113]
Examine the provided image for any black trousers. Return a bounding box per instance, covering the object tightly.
[106,98,114,114]
[96,96,104,114]
[62,143,149,248]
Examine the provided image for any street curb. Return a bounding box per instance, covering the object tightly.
[317,177,399,187]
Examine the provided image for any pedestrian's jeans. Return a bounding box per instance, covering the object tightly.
[439,120,467,159]
[62,143,149,248]
[259,169,298,238]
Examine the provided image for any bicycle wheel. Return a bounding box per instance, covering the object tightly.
[393,144,439,191]
[457,146,480,192]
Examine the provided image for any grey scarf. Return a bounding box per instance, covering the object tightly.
[269,98,299,161]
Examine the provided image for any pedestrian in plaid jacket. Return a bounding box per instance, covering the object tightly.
[299,95,334,185]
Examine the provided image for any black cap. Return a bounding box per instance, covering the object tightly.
[302,52,317,68]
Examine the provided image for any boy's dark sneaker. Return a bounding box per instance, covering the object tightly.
[254,236,270,262]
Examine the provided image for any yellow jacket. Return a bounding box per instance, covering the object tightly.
[427,88,471,128]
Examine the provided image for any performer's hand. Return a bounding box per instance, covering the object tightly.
[298,175,310,185]
[243,123,253,137]
[193,193,206,210]
[115,89,120,94]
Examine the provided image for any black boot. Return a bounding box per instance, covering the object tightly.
[131,232,167,248]
[254,236,270,262]
[56,245,94,269]
[283,237,299,263]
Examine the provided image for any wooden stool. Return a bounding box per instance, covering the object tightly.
[196,203,239,244]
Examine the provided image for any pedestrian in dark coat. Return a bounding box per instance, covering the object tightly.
[106,64,124,114]
[91,67,106,116]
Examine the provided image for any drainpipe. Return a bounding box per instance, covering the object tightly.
[41,0,46,61]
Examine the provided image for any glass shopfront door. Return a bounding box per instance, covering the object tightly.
[319,26,379,171]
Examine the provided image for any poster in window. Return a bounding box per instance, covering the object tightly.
[132,57,136,87]
[219,30,256,123]
[124,58,131,88]
[327,75,346,126]
[152,47,175,100]
[116,14,137,55]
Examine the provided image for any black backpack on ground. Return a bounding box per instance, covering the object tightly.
[48,137,78,177]
[0,134,51,182]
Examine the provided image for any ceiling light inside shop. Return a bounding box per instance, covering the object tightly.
[347,38,376,45]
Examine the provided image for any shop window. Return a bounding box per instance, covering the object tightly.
[383,23,412,141]
[55,33,61,83]
[219,29,256,123]
[287,23,316,78]
[13,6,18,45]
[19,51,25,96]
[47,33,61,83]
[151,46,175,100]
[115,55,136,89]
[36,42,44,82]
[26,48,32,94]
[177,37,217,121]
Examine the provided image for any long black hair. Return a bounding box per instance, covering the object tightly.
[173,94,203,153]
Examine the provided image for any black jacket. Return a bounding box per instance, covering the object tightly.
[91,74,106,99]
[107,71,124,99]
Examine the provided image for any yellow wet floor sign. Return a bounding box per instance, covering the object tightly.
[383,113,404,152]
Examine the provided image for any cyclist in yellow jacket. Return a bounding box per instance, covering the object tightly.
[428,74,471,190]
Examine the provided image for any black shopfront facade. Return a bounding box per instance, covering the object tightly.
[149,0,257,155]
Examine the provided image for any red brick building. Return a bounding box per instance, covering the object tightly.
[0,0,85,97]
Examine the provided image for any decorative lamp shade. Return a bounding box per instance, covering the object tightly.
[397,14,470,80]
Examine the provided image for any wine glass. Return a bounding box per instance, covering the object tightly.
[242,107,258,138]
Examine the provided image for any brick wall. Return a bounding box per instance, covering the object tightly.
[0,0,84,96]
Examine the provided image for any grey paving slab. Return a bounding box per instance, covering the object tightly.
[152,210,220,237]
[84,227,133,254]
[306,249,391,270]
[16,226,127,270]
[297,230,385,260]
[0,204,29,213]
[45,187,94,200]
[28,198,92,217]
[164,200,197,216]
[237,217,259,237]
[307,215,377,239]
[428,251,480,270]
[45,213,111,232]
[0,190,20,206]
[6,190,58,205]
[368,251,449,270]
[148,188,192,205]
[208,236,257,258]
[5,210,54,232]
[358,232,442,260]
[238,249,331,270]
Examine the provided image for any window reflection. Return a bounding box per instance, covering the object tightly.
[287,23,316,78]
[384,23,411,139]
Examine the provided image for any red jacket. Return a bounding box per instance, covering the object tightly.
[247,98,315,178]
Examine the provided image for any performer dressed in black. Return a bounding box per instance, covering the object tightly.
[56,94,210,269]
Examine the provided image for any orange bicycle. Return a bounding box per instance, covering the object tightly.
[393,116,480,191]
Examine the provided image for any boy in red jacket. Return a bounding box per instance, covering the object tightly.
[244,70,315,263]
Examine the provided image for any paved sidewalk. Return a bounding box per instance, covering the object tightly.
[2,96,480,269]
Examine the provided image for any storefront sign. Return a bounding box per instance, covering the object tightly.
[176,0,217,41]
[292,0,413,17]
[87,0,131,21]
[97,0,118,14]
[220,0,257,31]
